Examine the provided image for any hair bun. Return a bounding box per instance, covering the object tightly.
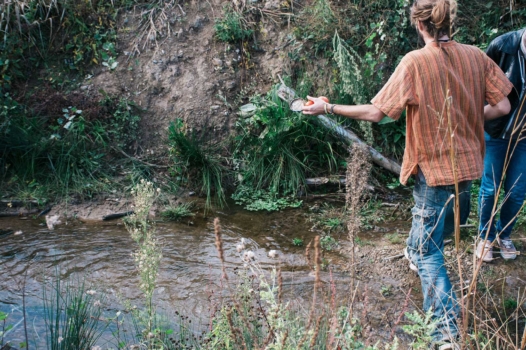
[431,0,448,29]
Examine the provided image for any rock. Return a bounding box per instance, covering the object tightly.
[193,16,204,29]
[210,105,220,110]
[225,80,237,91]
[177,50,184,58]
[212,58,223,67]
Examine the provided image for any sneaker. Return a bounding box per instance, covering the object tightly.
[403,247,418,273]
[498,238,517,260]
[475,240,493,262]
[437,341,460,350]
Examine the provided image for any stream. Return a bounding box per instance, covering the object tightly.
[0,203,356,347]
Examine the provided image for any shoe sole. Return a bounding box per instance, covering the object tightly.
[403,248,418,273]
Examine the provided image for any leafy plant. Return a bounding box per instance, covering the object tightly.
[292,237,304,246]
[168,119,227,210]
[100,94,141,149]
[232,186,302,212]
[161,202,195,221]
[320,235,338,251]
[402,310,438,350]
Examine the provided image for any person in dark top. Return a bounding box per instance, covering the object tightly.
[476,28,526,262]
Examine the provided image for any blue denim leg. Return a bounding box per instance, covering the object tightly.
[406,171,471,342]
[479,133,526,241]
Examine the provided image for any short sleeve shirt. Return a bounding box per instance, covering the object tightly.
[371,41,513,186]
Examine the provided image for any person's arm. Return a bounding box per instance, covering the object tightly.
[484,97,511,120]
[301,96,385,123]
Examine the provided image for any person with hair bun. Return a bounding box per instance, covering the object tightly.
[303,0,513,348]
[476,27,526,263]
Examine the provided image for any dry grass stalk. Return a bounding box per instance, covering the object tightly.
[226,309,248,350]
[310,314,324,348]
[277,266,283,305]
[305,239,312,267]
[390,287,412,340]
[213,217,228,280]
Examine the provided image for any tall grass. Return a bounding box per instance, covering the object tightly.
[43,275,108,350]
[168,119,227,210]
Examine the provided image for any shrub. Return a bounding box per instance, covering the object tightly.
[232,84,345,199]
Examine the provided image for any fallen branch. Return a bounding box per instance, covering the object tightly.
[276,82,402,175]
[102,211,135,221]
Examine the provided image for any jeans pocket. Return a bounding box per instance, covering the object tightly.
[408,207,437,255]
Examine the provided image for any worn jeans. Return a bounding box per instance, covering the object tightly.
[479,133,526,242]
[406,170,471,342]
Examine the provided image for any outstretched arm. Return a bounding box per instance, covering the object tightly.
[301,96,385,123]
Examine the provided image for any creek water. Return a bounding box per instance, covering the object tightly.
[0,204,355,347]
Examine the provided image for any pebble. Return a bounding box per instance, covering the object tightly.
[212,58,223,67]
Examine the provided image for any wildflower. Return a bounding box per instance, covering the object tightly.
[93,300,101,307]
[86,290,96,295]
[156,188,161,193]
[268,250,278,258]
[236,243,245,253]
[243,251,255,261]
[116,311,121,317]
[58,337,63,344]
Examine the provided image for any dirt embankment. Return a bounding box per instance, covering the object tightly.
[83,0,292,153]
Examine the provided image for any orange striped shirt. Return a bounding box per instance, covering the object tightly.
[372,41,513,186]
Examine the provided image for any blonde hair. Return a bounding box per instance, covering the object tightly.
[410,0,457,41]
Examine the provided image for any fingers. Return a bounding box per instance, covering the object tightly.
[302,96,322,115]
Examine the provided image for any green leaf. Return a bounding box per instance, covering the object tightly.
[378,116,395,125]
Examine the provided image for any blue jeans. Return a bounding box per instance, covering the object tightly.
[406,170,471,342]
[479,133,526,242]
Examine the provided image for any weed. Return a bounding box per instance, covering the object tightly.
[161,202,195,221]
[100,93,141,150]
[359,199,385,230]
[232,185,302,212]
[386,233,403,245]
[293,237,304,246]
[402,310,437,350]
[168,119,227,210]
[124,179,163,339]
[214,6,253,43]
[380,285,393,297]
[503,297,518,310]
[320,235,338,251]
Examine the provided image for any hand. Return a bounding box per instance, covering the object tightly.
[301,96,327,115]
